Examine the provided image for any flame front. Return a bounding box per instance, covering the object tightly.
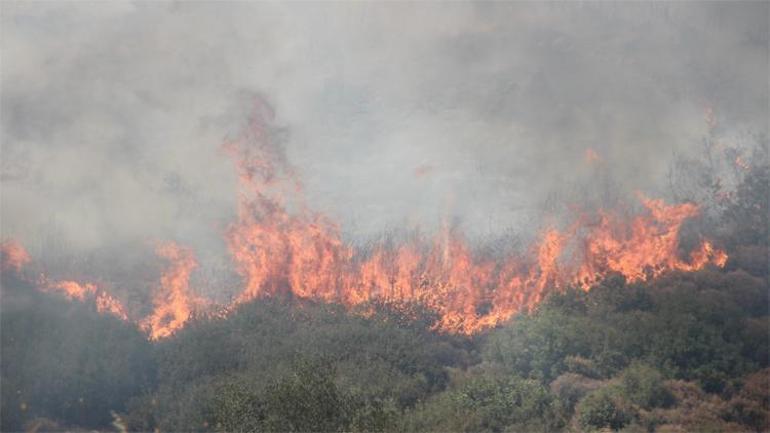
[2,240,129,320]
[573,196,727,287]
[141,242,201,340]
[2,103,730,338]
[222,104,728,334]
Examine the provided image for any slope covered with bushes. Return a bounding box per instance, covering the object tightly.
[1,165,767,432]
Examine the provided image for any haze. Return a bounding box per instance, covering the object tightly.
[2,1,767,267]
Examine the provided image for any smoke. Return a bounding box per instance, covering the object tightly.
[2,2,767,269]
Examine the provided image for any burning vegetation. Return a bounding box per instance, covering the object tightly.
[0,102,730,339]
[1,103,767,432]
[2,3,768,432]
[140,242,203,340]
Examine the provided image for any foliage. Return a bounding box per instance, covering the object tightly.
[119,298,468,431]
[576,387,633,431]
[484,269,767,392]
[403,373,563,433]
[619,363,673,409]
[0,278,155,431]
[1,159,767,432]
[206,358,396,433]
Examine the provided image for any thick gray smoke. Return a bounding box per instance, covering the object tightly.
[2,2,768,272]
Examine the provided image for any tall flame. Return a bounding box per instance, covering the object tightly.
[141,242,202,340]
[1,103,731,338]
[221,103,728,334]
[573,196,728,287]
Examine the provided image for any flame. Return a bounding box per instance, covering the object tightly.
[221,103,727,334]
[1,239,31,273]
[141,242,202,340]
[1,102,731,338]
[572,196,724,287]
[2,239,128,320]
[43,280,129,320]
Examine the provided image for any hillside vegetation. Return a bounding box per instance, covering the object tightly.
[1,167,767,433]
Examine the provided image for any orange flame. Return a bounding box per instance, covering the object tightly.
[141,242,202,340]
[2,239,128,320]
[1,239,31,273]
[221,104,727,334]
[44,280,128,321]
[1,103,731,338]
[572,196,725,288]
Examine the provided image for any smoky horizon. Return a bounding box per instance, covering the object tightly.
[2,2,767,263]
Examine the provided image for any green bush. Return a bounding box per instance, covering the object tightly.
[404,374,563,432]
[207,359,397,433]
[577,387,632,431]
[549,373,604,414]
[619,363,673,409]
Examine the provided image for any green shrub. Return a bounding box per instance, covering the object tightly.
[404,374,563,433]
[619,363,673,409]
[577,387,633,431]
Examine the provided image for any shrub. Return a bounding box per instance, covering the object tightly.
[404,374,563,433]
[619,363,673,409]
[577,387,633,431]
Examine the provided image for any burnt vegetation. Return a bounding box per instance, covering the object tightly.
[2,154,769,432]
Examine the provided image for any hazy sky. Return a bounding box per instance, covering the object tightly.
[2,2,768,262]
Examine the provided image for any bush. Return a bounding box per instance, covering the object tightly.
[262,359,353,432]
[549,373,605,414]
[0,283,155,431]
[207,359,397,433]
[404,374,563,432]
[619,363,673,409]
[577,387,633,431]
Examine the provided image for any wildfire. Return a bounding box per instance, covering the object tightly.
[0,239,128,320]
[43,280,129,321]
[141,242,202,340]
[2,239,202,335]
[572,196,726,287]
[1,239,31,273]
[2,102,731,338]
[220,102,728,334]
